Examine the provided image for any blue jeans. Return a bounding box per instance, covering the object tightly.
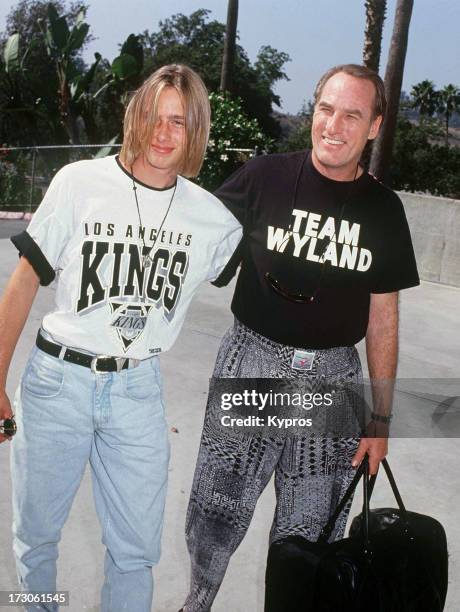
[11,345,169,611]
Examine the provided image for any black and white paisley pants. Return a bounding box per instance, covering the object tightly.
[183,319,362,611]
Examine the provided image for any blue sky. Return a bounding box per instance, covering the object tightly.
[1,0,459,114]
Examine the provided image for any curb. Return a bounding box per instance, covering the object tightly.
[0,211,33,220]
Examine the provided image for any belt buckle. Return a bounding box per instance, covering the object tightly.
[91,355,125,374]
[291,349,315,371]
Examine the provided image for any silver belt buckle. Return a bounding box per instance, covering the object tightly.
[114,357,127,373]
[291,349,315,371]
[91,355,126,374]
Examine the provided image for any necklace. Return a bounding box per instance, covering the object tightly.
[130,168,177,268]
[309,161,360,299]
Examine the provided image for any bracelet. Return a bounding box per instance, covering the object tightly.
[370,412,392,424]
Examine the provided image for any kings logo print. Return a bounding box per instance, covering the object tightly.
[109,302,153,350]
[76,237,190,351]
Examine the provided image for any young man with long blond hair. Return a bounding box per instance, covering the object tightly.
[0,64,241,612]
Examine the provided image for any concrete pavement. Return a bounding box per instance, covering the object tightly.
[0,226,459,611]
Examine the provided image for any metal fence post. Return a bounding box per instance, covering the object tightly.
[29,148,37,212]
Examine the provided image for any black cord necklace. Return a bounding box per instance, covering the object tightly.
[130,167,177,268]
[265,155,360,304]
[309,161,360,299]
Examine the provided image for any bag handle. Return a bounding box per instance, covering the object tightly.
[317,455,406,544]
[317,455,369,543]
[380,458,406,511]
[362,458,370,545]
[367,458,406,512]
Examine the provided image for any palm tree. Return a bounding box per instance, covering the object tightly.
[370,0,414,183]
[361,0,387,167]
[410,79,439,121]
[363,0,387,72]
[437,84,460,146]
[220,0,239,93]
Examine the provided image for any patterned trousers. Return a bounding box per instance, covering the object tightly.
[182,320,362,611]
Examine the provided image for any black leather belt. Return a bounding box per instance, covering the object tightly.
[36,330,138,373]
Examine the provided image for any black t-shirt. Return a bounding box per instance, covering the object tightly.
[214,150,419,349]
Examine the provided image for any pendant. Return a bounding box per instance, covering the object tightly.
[142,255,152,268]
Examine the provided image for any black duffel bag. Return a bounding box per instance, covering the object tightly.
[265,456,448,612]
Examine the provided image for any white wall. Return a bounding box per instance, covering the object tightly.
[399,191,460,286]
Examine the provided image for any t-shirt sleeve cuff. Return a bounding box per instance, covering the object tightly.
[10,231,56,286]
[371,277,420,293]
[211,237,244,287]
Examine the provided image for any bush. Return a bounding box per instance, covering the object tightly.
[197,92,273,192]
[391,118,460,198]
[276,104,313,153]
[0,154,31,210]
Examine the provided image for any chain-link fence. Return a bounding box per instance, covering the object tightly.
[0,144,259,213]
[0,144,121,213]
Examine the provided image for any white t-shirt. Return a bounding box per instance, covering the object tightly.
[12,155,242,358]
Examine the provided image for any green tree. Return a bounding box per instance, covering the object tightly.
[361,0,387,167]
[391,117,460,198]
[410,79,439,120]
[198,92,272,191]
[85,33,145,144]
[276,102,313,153]
[0,0,91,148]
[370,0,414,183]
[363,0,387,72]
[38,3,92,143]
[409,80,460,147]
[140,10,290,138]
[0,156,32,211]
[437,84,460,146]
[1,1,144,150]
[220,0,238,93]
[0,32,41,145]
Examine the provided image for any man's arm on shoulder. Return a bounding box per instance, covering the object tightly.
[0,257,40,443]
[352,291,398,474]
[211,162,251,287]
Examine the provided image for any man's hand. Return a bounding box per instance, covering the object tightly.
[352,437,388,475]
[0,390,14,443]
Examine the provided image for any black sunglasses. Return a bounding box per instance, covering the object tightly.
[264,272,316,304]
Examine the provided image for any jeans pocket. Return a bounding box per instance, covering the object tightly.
[23,351,65,398]
[124,359,160,401]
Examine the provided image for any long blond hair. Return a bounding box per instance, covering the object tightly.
[120,64,210,177]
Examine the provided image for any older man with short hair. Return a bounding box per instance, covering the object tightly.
[181,64,419,611]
